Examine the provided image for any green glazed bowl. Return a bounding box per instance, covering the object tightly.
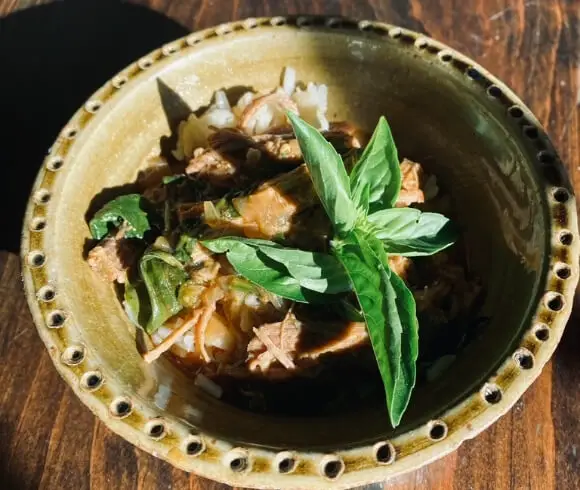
[21,16,578,489]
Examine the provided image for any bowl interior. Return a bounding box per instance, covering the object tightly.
[49,26,548,450]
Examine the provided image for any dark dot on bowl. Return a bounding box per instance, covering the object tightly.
[466,67,481,80]
[48,158,63,170]
[35,190,51,204]
[535,327,550,341]
[487,85,502,98]
[508,106,524,118]
[375,443,394,464]
[149,423,165,438]
[524,126,539,139]
[440,52,452,62]
[66,129,77,138]
[538,151,555,164]
[86,373,102,389]
[115,400,131,417]
[547,295,564,311]
[323,460,343,479]
[71,349,83,363]
[556,265,571,279]
[271,17,286,26]
[230,457,248,473]
[278,457,296,473]
[389,28,402,38]
[515,351,534,370]
[48,311,65,327]
[560,231,573,246]
[30,252,45,267]
[484,386,502,404]
[186,439,204,456]
[41,288,55,301]
[32,219,46,231]
[429,422,447,440]
[553,188,569,203]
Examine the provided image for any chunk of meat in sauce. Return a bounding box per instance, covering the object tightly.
[232,165,318,239]
[185,148,239,187]
[397,158,425,207]
[246,311,369,378]
[87,234,138,283]
[209,121,362,163]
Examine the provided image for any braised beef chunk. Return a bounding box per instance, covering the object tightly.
[397,158,425,206]
[87,235,138,283]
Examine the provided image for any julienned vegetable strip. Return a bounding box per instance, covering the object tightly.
[143,310,202,363]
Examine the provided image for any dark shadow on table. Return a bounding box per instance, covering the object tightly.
[0,0,189,254]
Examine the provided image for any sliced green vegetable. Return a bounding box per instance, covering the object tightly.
[139,250,188,333]
[174,234,198,264]
[287,111,357,236]
[349,116,401,213]
[89,194,151,240]
[368,208,457,256]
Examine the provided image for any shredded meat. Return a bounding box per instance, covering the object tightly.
[87,233,137,283]
[246,311,368,376]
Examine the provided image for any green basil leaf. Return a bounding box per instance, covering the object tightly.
[333,230,402,427]
[139,250,188,333]
[202,238,322,302]
[387,267,419,423]
[368,208,457,256]
[203,237,281,253]
[257,244,351,294]
[89,194,152,240]
[349,116,401,213]
[287,112,357,235]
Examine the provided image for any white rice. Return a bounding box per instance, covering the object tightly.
[173,66,329,160]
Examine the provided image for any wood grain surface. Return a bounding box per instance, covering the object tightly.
[0,0,578,489]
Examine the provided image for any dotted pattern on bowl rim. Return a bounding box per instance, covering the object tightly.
[20,16,579,489]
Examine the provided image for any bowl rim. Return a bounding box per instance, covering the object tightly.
[20,16,579,489]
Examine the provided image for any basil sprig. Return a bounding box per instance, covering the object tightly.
[288,112,455,427]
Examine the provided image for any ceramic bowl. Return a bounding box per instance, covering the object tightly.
[21,16,578,489]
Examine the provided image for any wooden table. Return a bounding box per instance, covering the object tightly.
[0,1,578,489]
